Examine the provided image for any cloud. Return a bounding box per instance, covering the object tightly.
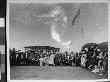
[50,23,72,49]
[61,40,72,48]
[62,40,71,45]
[50,24,62,43]
[38,6,63,18]
[38,6,72,49]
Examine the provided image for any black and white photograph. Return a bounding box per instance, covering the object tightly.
[0,0,6,81]
[8,0,109,81]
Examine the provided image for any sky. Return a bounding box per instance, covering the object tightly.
[9,3,108,52]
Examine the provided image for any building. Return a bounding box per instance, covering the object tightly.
[24,46,60,58]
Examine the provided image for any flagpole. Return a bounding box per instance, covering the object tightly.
[82,27,83,46]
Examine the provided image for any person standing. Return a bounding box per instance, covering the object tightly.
[48,53,55,66]
[39,56,44,66]
[81,51,87,68]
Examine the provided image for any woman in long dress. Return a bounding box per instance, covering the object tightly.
[48,53,55,66]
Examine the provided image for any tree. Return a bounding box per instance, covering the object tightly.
[97,42,108,51]
[81,42,108,51]
[82,43,97,50]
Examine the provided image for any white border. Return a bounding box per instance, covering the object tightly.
[7,0,10,81]
[8,0,109,3]
[7,0,110,82]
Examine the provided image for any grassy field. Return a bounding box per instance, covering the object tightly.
[10,66,106,80]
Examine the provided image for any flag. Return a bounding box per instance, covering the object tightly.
[72,8,80,26]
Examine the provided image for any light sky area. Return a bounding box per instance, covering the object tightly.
[9,3,108,52]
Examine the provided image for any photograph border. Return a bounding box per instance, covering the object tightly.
[7,0,110,82]
[0,0,6,82]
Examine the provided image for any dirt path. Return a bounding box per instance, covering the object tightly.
[10,66,106,80]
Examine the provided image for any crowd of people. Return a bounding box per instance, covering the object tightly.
[80,45,108,76]
[9,48,81,66]
[10,45,108,77]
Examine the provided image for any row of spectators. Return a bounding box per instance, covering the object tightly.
[9,48,81,66]
[10,48,40,66]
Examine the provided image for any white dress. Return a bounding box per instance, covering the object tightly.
[49,54,55,65]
